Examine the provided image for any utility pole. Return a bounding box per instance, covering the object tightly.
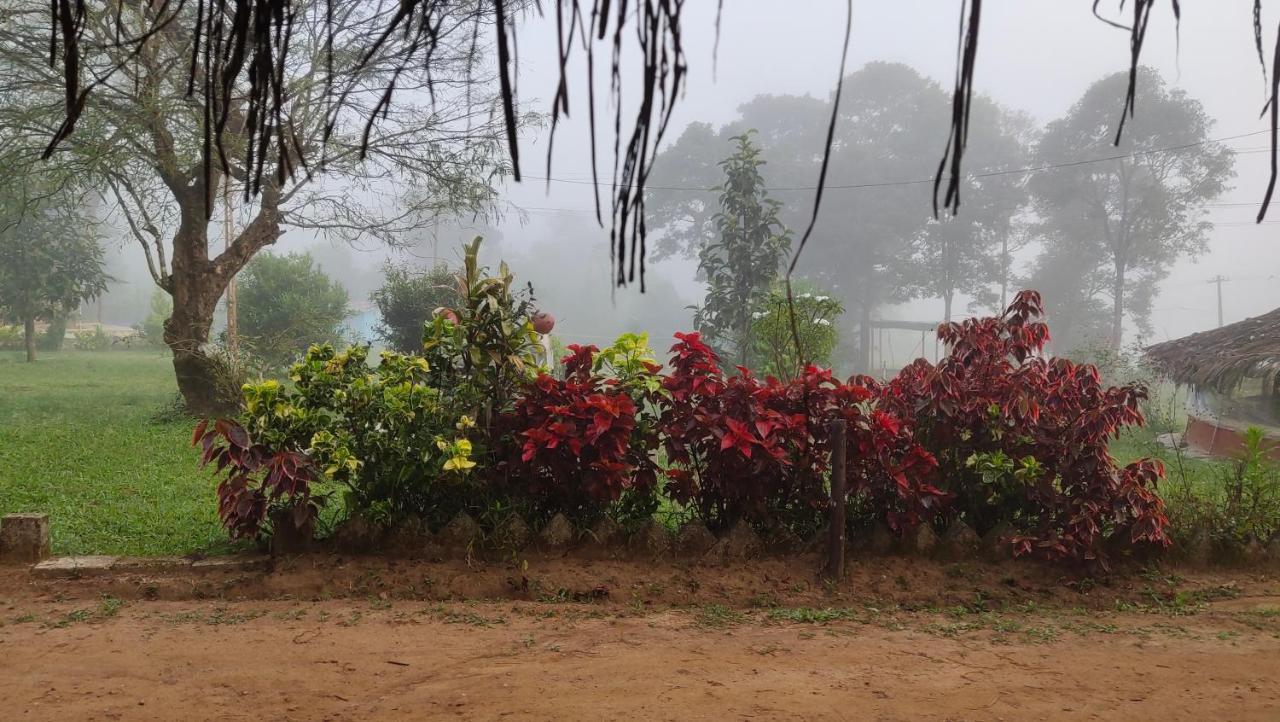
[1208,275,1227,328]
[223,179,239,355]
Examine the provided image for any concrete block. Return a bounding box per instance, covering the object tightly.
[32,555,117,578]
[0,513,51,564]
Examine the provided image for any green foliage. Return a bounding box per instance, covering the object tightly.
[694,132,791,368]
[1030,68,1233,350]
[649,63,1031,370]
[238,344,479,528]
[236,252,350,368]
[421,237,541,431]
[0,326,22,350]
[1163,427,1280,550]
[0,189,108,359]
[751,284,843,382]
[371,263,458,353]
[141,289,172,349]
[38,314,69,351]
[72,325,111,351]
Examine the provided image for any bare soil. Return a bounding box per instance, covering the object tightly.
[2,554,1278,721]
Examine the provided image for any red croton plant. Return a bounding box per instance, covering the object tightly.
[879,290,1171,563]
[193,419,321,539]
[658,332,942,535]
[504,344,661,515]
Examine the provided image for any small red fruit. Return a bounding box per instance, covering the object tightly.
[532,311,555,335]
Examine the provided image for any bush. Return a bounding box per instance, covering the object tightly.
[236,252,350,368]
[0,325,23,350]
[194,418,322,539]
[751,284,843,383]
[1164,427,1280,551]
[371,263,458,353]
[228,345,480,532]
[198,268,1170,566]
[878,291,1170,564]
[73,325,111,351]
[657,332,939,536]
[421,236,541,432]
[38,314,68,351]
[141,289,171,349]
[500,335,662,527]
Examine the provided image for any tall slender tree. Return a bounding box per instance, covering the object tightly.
[694,132,791,368]
[1030,68,1234,351]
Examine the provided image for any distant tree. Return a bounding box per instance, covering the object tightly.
[141,289,172,350]
[1030,68,1234,351]
[694,132,792,368]
[236,253,349,367]
[0,2,509,413]
[0,191,107,362]
[904,106,1034,321]
[371,263,459,354]
[649,63,1032,370]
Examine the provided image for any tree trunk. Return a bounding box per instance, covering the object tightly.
[163,215,238,417]
[858,303,873,374]
[943,291,954,324]
[1111,261,1126,353]
[161,182,280,416]
[23,317,36,363]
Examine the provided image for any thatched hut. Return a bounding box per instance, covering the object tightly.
[1145,308,1280,459]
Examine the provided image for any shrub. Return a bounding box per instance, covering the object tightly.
[657,332,940,535]
[0,324,24,350]
[38,314,68,351]
[421,236,541,432]
[235,345,480,529]
[878,290,1170,564]
[236,252,350,368]
[501,340,661,526]
[141,289,171,349]
[72,325,111,351]
[194,418,321,539]
[751,284,843,383]
[371,263,459,354]
[1164,427,1280,551]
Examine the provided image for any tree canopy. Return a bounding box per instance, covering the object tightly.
[0,187,108,362]
[649,63,1032,369]
[236,252,350,367]
[29,1,1280,290]
[1030,68,1234,352]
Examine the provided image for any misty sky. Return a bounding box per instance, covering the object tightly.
[93,2,1280,357]
[496,0,1280,349]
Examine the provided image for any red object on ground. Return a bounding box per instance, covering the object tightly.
[1183,415,1280,461]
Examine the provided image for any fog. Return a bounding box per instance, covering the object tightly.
[81,2,1280,369]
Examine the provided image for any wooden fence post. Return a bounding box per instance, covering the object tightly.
[825,418,847,581]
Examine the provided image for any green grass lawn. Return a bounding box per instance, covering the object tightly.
[0,350,237,556]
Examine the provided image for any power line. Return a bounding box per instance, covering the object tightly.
[519,129,1272,193]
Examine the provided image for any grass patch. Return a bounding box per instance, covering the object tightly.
[0,351,237,556]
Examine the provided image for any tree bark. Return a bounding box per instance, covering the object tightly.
[23,317,36,363]
[1111,260,1126,353]
[943,291,954,324]
[858,303,873,374]
[162,183,280,417]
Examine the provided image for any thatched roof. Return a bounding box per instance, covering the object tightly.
[1145,308,1280,392]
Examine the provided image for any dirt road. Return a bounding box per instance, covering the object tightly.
[1,557,1277,720]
